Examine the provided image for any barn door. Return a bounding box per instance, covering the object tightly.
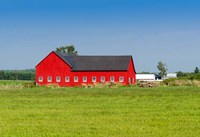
[128,77,134,84]
[128,78,132,84]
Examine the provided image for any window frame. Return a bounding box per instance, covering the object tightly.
[92,76,97,83]
[119,76,124,82]
[110,76,115,82]
[56,76,61,82]
[101,76,105,83]
[65,76,70,82]
[47,76,52,82]
[74,76,78,82]
[83,76,87,83]
[38,76,43,82]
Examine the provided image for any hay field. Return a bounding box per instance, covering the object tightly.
[0,81,200,137]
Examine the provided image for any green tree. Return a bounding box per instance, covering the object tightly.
[56,45,78,56]
[157,61,168,78]
[0,69,35,80]
[0,70,4,80]
[194,67,199,74]
[176,71,186,77]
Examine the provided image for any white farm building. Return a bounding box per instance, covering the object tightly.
[136,74,156,81]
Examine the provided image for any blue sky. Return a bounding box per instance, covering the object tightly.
[0,0,200,72]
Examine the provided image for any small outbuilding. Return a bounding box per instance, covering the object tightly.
[136,74,156,81]
[165,73,177,79]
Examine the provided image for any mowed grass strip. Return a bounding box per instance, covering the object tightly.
[0,86,200,137]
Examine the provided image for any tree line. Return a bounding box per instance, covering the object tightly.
[0,69,35,80]
[176,67,200,80]
[158,62,200,79]
[1,45,199,81]
[141,61,200,80]
[0,45,77,81]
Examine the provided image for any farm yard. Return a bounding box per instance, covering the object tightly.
[0,81,200,137]
[1,0,200,136]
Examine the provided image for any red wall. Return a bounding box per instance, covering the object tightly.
[36,52,136,87]
[127,58,136,84]
[71,71,129,86]
[36,52,72,86]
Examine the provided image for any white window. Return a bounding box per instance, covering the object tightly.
[83,77,87,82]
[119,76,124,82]
[38,76,43,82]
[92,76,96,83]
[74,77,78,82]
[65,76,70,82]
[110,76,115,82]
[56,76,61,82]
[101,76,105,82]
[47,76,52,82]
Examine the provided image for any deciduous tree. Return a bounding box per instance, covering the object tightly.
[56,45,78,56]
[157,61,167,78]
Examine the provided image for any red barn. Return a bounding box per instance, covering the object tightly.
[35,51,136,87]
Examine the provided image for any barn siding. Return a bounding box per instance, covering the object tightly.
[70,71,128,86]
[127,57,136,84]
[36,52,72,86]
[36,52,136,87]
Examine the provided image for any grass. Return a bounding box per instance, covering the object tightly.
[0,80,33,90]
[0,82,200,136]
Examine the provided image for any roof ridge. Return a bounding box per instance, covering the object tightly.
[54,51,132,57]
[53,51,133,71]
[73,55,132,57]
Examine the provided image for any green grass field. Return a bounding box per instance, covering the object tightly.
[0,81,200,137]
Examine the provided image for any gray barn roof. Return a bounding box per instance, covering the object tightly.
[55,51,132,71]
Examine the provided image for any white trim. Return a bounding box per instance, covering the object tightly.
[74,76,78,82]
[65,76,70,82]
[38,76,43,82]
[56,76,61,82]
[47,76,52,82]
[83,76,87,82]
[101,76,105,82]
[119,76,124,82]
[110,76,115,82]
[92,76,96,83]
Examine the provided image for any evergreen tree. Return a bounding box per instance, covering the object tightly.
[194,67,199,74]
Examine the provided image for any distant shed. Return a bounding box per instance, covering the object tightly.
[165,73,177,79]
[136,74,155,81]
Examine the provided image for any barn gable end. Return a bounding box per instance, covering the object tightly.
[36,52,72,86]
